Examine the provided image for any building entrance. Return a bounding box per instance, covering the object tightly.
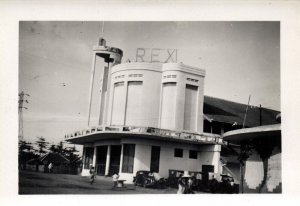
[96,146,107,175]
[202,165,214,187]
[109,145,122,176]
[150,146,160,173]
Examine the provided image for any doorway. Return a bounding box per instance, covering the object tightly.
[96,146,107,175]
[150,146,160,173]
[202,165,214,187]
[109,145,122,176]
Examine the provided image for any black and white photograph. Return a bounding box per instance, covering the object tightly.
[18,21,281,194]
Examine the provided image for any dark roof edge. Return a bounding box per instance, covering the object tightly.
[204,95,280,113]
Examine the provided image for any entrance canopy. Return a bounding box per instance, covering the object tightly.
[223,124,281,144]
[65,125,226,146]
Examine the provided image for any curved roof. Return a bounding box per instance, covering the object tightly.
[65,125,224,145]
[223,124,281,143]
[203,96,280,127]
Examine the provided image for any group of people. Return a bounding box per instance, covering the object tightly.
[177,173,195,194]
[89,165,119,189]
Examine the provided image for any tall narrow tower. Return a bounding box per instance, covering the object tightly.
[18,91,29,140]
[87,37,123,126]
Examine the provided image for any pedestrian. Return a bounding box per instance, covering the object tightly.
[209,175,219,193]
[177,174,185,194]
[89,165,96,184]
[185,177,195,194]
[182,172,194,194]
[112,173,119,189]
[48,162,53,173]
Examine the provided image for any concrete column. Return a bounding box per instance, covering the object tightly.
[81,147,86,173]
[105,145,111,176]
[119,144,124,173]
[98,66,109,125]
[87,53,97,126]
[92,146,97,167]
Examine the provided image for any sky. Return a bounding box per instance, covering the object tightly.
[19,21,280,148]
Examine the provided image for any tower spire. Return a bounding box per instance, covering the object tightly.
[101,21,104,38]
[98,21,106,46]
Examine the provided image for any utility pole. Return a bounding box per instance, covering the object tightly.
[242,95,251,128]
[18,91,29,140]
[259,104,262,126]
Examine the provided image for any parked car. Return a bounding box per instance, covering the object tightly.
[208,174,239,194]
[133,170,166,189]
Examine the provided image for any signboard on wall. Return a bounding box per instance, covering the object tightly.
[136,48,177,63]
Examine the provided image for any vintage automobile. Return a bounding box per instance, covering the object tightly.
[208,174,239,193]
[133,170,166,189]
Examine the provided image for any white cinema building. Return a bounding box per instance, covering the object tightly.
[65,38,225,183]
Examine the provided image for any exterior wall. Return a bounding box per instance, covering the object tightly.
[107,63,162,128]
[105,62,205,133]
[161,63,205,132]
[119,137,220,183]
[81,137,221,182]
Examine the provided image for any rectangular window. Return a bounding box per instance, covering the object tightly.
[189,150,198,159]
[84,147,94,169]
[174,148,183,158]
[122,144,135,173]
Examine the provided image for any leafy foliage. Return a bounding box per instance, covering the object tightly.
[35,136,49,155]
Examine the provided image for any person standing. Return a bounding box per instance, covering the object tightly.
[89,165,96,184]
[112,173,119,189]
[177,174,185,194]
[48,162,53,173]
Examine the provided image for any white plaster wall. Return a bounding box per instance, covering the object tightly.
[133,144,152,172]
[161,64,205,133]
[108,63,162,128]
[159,144,220,177]
[106,62,206,133]
[120,137,220,183]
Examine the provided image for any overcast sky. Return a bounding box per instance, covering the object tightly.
[19,21,280,146]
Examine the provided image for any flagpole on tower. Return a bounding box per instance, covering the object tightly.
[101,21,104,37]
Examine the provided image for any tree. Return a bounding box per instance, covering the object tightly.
[64,145,79,162]
[19,140,37,169]
[49,143,58,153]
[57,141,64,155]
[35,136,49,156]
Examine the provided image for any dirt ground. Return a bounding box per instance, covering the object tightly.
[19,170,180,194]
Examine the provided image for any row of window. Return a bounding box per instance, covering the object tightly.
[115,75,125,79]
[174,148,198,159]
[129,74,143,78]
[114,81,198,90]
[163,74,177,79]
[187,77,199,83]
[84,145,135,173]
[114,81,143,87]
[115,74,143,79]
[114,74,199,83]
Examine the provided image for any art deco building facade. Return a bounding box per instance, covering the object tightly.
[65,39,224,182]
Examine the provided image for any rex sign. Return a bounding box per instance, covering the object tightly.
[135,48,177,63]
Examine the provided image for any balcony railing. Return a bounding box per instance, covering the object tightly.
[64,125,227,145]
